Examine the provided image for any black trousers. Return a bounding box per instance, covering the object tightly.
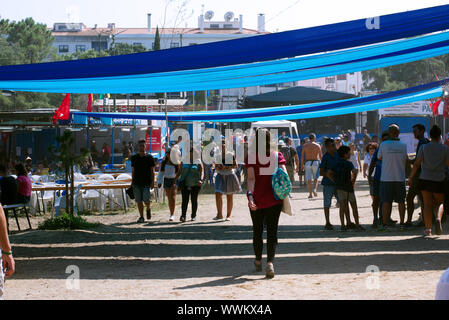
[250,204,282,263]
[181,186,201,218]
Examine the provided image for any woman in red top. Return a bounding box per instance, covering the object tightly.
[15,163,32,204]
[245,128,287,279]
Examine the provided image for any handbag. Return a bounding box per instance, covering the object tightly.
[282,196,293,216]
[271,152,292,200]
[126,186,135,200]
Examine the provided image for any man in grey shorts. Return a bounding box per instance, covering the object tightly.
[0,204,15,299]
[301,133,322,198]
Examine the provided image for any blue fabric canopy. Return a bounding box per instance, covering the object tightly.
[1,4,449,81]
[71,79,445,123]
[2,33,449,93]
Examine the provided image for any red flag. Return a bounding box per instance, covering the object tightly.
[429,97,442,116]
[444,96,449,119]
[52,94,71,124]
[86,94,93,112]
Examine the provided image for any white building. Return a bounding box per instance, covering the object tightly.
[51,13,363,110]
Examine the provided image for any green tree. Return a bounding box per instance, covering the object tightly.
[50,131,90,216]
[6,17,55,64]
[154,26,161,51]
[108,42,147,56]
[363,56,449,92]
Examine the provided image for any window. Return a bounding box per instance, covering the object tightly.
[325,77,336,84]
[170,42,180,48]
[337,74,347,80]
[210,24,220,28]
[223,24,233,29]
[91,41,108,52]
[58,45,69,53]
[75,45,86,52]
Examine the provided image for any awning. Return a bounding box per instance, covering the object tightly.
[242,87,356,108]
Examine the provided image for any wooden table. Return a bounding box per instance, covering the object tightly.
[32,182,132,213]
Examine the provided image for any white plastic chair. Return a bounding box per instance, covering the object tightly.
[80,184,103,212]
[54,184,83,217]
[113,174,132,210]
[97,174,115,210]
[74,173,87,181]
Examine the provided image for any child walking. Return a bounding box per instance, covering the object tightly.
[331,146,365,231]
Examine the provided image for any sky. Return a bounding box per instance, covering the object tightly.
[0,0,448,32]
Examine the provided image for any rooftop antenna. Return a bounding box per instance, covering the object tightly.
[224,11,234,22]
[205,10,214,21]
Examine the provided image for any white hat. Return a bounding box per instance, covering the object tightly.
[436,268,449,300]
[278,140,286,147]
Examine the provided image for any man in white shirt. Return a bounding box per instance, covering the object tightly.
[377,124,408,229]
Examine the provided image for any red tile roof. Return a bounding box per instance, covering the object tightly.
[51,27,268,36]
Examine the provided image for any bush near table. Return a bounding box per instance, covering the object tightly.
[38,212,100,230]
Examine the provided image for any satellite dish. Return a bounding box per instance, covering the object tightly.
[224,11,234,22]
[205,10,214,21]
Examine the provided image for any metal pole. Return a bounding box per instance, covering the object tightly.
[111,127,114,165]
[165,92,169,146]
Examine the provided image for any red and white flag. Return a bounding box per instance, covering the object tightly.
[86,94,93,112]
[52,93,70,124]
[429,97,442,116]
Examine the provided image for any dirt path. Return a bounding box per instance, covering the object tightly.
[3,179,448,300]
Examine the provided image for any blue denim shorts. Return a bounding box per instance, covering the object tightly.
[323,184,338,208]
[133,185,151,203]
[380,181,406,204]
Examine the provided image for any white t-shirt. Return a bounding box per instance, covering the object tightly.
[364,153,373,166]
[350,151,359,170]
[377,140,408,182]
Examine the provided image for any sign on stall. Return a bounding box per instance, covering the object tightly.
[378,101,433,116]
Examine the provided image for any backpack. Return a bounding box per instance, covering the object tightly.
[271,152,292,200]
[280,146,294,165]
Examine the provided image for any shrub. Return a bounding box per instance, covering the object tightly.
[38,213,100,230]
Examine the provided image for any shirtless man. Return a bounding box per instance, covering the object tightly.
[301,133,322,198]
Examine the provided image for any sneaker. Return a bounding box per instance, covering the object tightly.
[324,223,334,231]
[389,218,397,225]
[308,194,313,199]
[212,216,223,221]
[225,217,232,221]
[378,224,391,232]
[180,216,186,223]
[372,220,379,229]
[137,217,145,223]
[399,223,406,231]
[356,225,366,231]
[266,263,275,279]
[340,225,348,232]
[254,260,262,272]
[146,208,152,220]
[313,191,318,197]
[191,216,197,222]
[435,219,443,235]
[169,215,174,222]
[348,222,357,230]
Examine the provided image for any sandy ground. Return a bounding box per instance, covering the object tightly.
[3,178,448,300]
